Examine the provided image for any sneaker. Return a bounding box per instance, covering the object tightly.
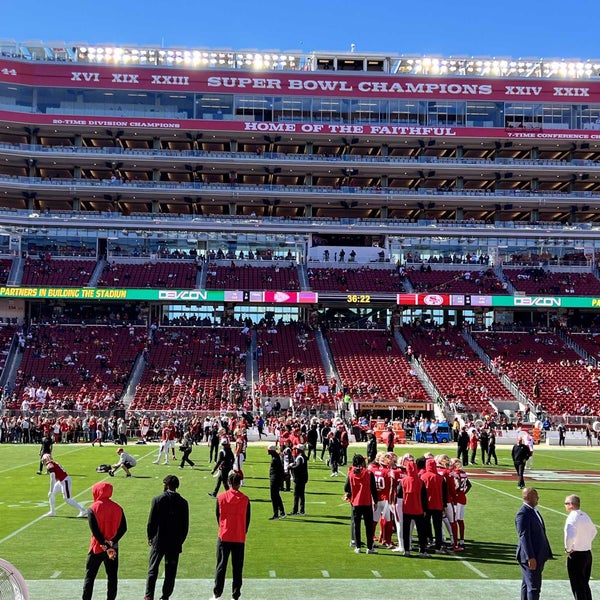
[366,548,377,554]
[108,470,114,477]
[404,550,412,557]
[172,456,177,460]
[36,471,42,475]
[354,547,361,554]
[152,460,159,464]
[279,513,286,519]
[330,472,337,477]
[419,552,431,558]
[163,461,169,465]
[268,516,278,520]
[44,511,56,517]
[125,474,132,478]
[207,492,217,498]
[77,511,87,518]
[392,546,405,553]
[453,545,464,552]
[298,512,305,516]
[289,512,299,516]
[179,466,184,470]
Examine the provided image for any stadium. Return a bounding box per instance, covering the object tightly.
[1,38,600,600]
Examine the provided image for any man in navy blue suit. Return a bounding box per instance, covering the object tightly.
[515,487,553,600]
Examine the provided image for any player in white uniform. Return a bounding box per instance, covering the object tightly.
[41,454,87,517]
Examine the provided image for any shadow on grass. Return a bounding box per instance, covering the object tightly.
[457,539,519,565]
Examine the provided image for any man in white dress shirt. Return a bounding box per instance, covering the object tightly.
[564,494,597,600]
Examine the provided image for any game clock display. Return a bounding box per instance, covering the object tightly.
[346,294,371,304]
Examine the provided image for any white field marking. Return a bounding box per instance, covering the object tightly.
[542,453,600,468]
[0,448,157,545]
[26,578,583,600]
[371,570,381,578]
[471,480,577,520]
[308,501,327,504]
[269,570,276,578]
[50,571,61,579]
[424,570,435,578]
[321,570,330,578]
[458,558,488,578]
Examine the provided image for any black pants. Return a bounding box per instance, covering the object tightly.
[213,468,230,495]
[82,550,118,600]
[209,443,219,462]
[213,539,245,600]
[293,480,306,513]
[470,447,478,464]
[352,504,374,551]
[340,445,348,465]
[480,445,489,464]
[487,446,498,465]
[180,448,194,468]
[145,547,180,600]
[270,481,285,517]
[403,512,428,553]
[514,461,526,487]
[426,509,444,550]
[567,550,593,600]
[458,447,468,466]
[306,443,317,461]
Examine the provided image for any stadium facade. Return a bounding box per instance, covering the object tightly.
[1,41,600,418]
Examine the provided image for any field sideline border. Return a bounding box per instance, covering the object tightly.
[25,577,598,600]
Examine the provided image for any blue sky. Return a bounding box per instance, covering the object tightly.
[2,0,600,60]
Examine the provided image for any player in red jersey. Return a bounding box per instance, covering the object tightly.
[140,415,151,444]
[450,458,472,549]
[41,454,87,517]
[436,454,460,551]
[153,420,177,464]
[389,452,409,552]
[233,428,247,485]
[368,453,393,547]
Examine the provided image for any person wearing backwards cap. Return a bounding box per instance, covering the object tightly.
[289,444,309,516]
[110,448,137,478]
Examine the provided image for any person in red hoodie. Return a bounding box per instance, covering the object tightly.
[212,471,251,600]
[400,458,429,557]
[82,481,127,600]
[344,453,378,554]
[421,457,447,553]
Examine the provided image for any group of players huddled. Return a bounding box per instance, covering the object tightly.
[346,447,472,556]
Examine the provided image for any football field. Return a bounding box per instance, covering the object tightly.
[1,440,599,600]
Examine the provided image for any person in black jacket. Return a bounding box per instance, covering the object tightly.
[208,425,220,463]
[456,426,469,467]
[366,430,377,464]
[512,437,532,489]
[289,444,309,515]
[267,444,286,519]
[306,423,318,462]
[486,429,498,465]
[209,439,234,497]
[144,475,189,600]
[37,432,53,475]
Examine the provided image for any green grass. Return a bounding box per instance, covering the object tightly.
[1,442,600,584]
